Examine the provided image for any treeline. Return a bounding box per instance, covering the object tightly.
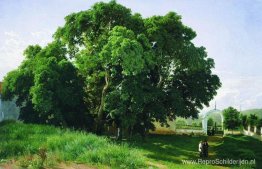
[241,114,262,134]
[223,107,262,135]
[1,1,221,139]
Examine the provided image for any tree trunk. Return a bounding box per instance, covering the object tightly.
[157,52,164,88]
[128,126,133,139]
[157,70,163,88]
[140,126,147,141]
[117,127,123,140]
[96,73,109,135]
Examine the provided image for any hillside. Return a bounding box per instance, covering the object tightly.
[241,109,262,118]
[0,120,145,169]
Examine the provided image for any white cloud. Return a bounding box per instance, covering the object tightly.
[4,31,19,38]
[0,29,52,80]
[29,30,52,45]
[31,31,45,38]
[203,75,262,112]
[0,31,25,79]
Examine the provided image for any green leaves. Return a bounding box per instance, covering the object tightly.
[100,26,146,76]
[223,107,241,131]
[31,57,59,113]
[23,45,42,59]
[2,1,222,136]
[53,1,221,133]
[2,42,87,127]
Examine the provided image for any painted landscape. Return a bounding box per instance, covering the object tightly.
[0,1,261,169]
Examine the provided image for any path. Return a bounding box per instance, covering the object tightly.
[0,161,97,169]
[207,135,223,159]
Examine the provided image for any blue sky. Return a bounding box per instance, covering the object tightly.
[0,0,261,111]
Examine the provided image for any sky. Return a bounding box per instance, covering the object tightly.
[0,0,261,111]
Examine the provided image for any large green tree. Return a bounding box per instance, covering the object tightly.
[54,0,221,136]
[2,1,221,138]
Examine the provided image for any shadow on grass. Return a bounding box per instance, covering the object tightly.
[125,134,206,164]
[214,134,262,168]
[123,134,261,169]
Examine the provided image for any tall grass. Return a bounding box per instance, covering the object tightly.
[0,120,145,169]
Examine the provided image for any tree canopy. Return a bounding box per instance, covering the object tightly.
[223,107,241,133]
[2,0,221,137]
[247,114,258,127]
[2,42,89,128]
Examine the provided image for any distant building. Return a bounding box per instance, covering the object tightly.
[0,81,20,121]
[0,81,4,121]
[0,81,2,94]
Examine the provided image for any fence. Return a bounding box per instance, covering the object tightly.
[242,125,262,141]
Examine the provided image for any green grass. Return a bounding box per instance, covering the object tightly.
[0,120,261,169]
[0,120,145,169]
[215,135,262,168]
[126,134,226,169]
[126,134,261,169]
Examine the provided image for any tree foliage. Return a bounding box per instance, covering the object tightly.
[2,1,221,137]
[223,107,241,133]
[247,114,258,127]
[208,118,214,126]
[2,42,89,128]
[257,119,262,130]
[240,114,248,129]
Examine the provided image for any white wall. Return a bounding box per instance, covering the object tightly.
[0,94,19,121]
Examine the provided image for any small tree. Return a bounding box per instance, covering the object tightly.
[240,114,248,129]
[192,122,198,127]
[257,119,262,134]
[207,118,214,126]
[223,107,241,134]
[175,119,187,129]
[247,114,258,127]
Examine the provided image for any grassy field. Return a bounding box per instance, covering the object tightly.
[0,120,145,169]
[214,135,262,168]
[126,134,261,169]
[126,134,222,169]
[0,120,261,169]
